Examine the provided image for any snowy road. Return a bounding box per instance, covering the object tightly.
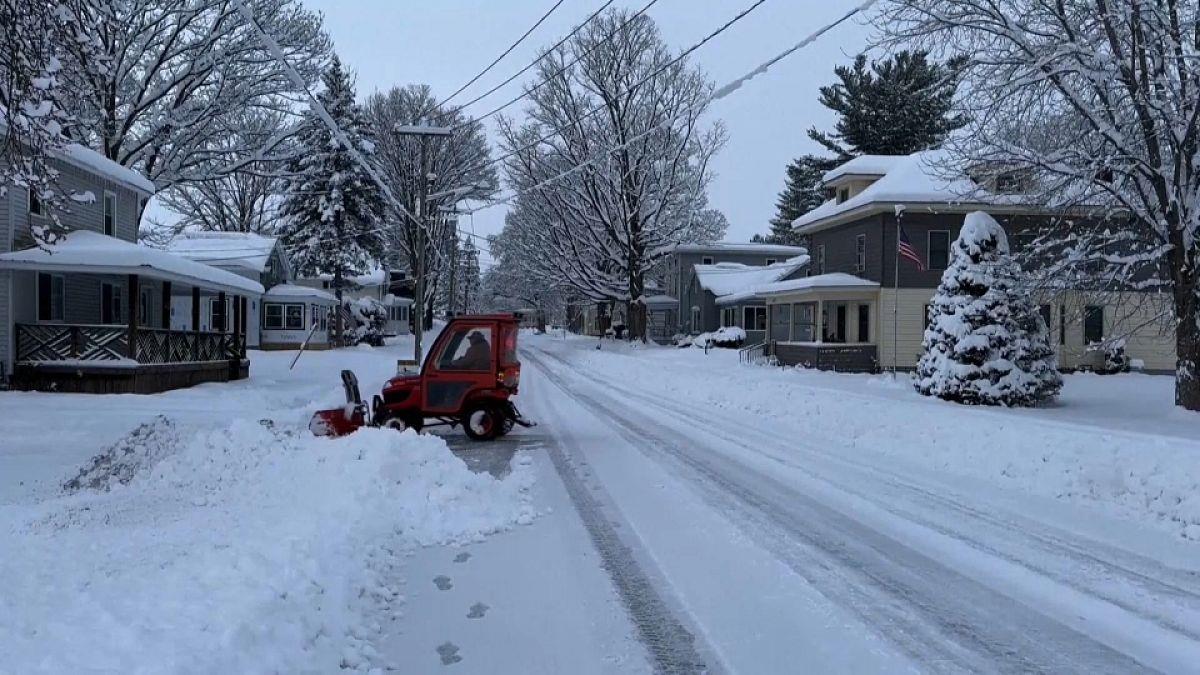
[519,336,1200,673]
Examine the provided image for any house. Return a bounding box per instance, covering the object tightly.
[0,145,263,392]
[666,242,808,334]
[258,284,338,350]
[296,267,412,336]
[693,256,810,344]
[773,150,1176,373]
[165,231,290,348]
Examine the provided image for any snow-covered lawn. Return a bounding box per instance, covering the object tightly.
[0,341,536,672]
[573,336,1200,541]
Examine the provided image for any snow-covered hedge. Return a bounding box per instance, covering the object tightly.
[1,420,535,672]
[692,326,747,349]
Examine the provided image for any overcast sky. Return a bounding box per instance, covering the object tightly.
[300,0,873,260]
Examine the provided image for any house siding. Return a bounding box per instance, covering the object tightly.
[0,182,11,374]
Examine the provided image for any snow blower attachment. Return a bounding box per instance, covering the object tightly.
[309,314,535,441]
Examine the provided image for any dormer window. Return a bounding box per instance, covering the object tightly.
[995,171,1027,194]
[29,189,44,216]
[702,256,714,265]
[837,188,850,204]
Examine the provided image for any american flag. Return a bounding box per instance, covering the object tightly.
[898,225,925,270]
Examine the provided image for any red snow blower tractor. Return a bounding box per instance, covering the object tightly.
[309,314,535,441]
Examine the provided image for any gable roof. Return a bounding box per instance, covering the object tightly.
[793,150,1037,235]
[676,241,808,255]
[694,255,809,298]
[165,231,281,273]
[822,155,906,183]
[60,144,157,195]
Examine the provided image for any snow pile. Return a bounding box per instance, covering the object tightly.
[62,416,182,493]
[0,421,535,672]
[692,326,747,348]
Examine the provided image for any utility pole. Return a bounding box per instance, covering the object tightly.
[394,124,452,365]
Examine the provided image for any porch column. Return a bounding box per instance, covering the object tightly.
[191,286,201,361]
[161,280,172,329]
[217,291,226,333]
[240,296,248,358]
[127,274,139,361]
[232,293,242,359]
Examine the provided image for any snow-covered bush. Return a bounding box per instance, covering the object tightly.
[915,211,1062,406]
[1089,339,1131,374]
[693,326,747,349]
[348,297,387,346]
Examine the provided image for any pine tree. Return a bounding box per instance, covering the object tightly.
[457,237,482,314]
[808,50,968,158]
[764,154,838,244]
[915,211,1062,406]
[278,56,385,344]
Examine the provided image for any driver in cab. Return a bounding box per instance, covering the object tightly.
[450,330,491,370]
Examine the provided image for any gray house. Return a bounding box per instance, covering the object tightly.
[692,256,809,344]
[0,145,263,392]
[665,242,808,334]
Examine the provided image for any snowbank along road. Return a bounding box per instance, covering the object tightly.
[518,334,1200,674]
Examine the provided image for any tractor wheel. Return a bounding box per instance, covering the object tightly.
[384,415,423,434]
[462,403,502,442]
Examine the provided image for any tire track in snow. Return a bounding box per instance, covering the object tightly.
[535,348,1200,639]
[531,372,711,674]
[527,349,1161,674]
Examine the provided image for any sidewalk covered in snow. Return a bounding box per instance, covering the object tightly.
[0,231,264,393]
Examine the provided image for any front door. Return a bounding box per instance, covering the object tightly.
[422,323,495,414]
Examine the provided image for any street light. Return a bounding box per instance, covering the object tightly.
[393,123,452,365]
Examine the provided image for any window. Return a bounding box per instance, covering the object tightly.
[319,306,328,332]
[37,273,64,322]
[28,189,44,216]
[101,282,122,324]
[765,258,778,265]
[742,306,766,331]
[690,307,700,331]
[103,192,116,236]
[815,245,826,275]
[1059,305,1067,346]
[1038,304,1052,334]
[701,256,714,265]
[769,303,791,340]
[822,304,848,342]
[928,231,950,270]
[1083,305,1104,344]
[436,325,494,371]
[264,303,284,330]
[854,234,866,273]
[791,303,816,342]
[210,297,228,332]
[285,304,305,330]
[995,171,1026,194]
[857,304,870,342]
[140,288,153,327]
[837,187,850,203]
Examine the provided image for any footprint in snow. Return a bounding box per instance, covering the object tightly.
[437,642,462,665]
[433,575,453,590]
[467,602,489,619]
[453,552,471,563]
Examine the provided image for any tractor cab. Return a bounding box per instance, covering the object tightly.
[310,314,533,441]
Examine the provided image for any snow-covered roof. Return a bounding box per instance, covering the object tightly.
[305,267,387,286]
[263,283,337,304]
[676,241,808,255]
[694,255,809,298]
[61,144,156,194]
[164,231,280,273]
[0,230,262,295]
[644,294,678,308]
[821,155,906,183]
[794,150,1033,234]
[382,293,413,306]
[716,273,879,306]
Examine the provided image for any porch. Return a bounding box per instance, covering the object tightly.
[0,231,264,393]
[758,274,882,373]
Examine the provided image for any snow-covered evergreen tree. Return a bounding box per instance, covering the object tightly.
[278,56,384,343]
[808,50,967,158]
[915,211,1061,406]
[760,154,837,244]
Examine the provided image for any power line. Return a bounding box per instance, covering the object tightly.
[455,0,769,180]
[465,0,877,216]
[437,0,570,110]
[445,0,654,127]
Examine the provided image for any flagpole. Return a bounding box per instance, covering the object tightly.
[893,206,903,378]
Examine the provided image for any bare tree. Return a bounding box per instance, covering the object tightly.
[0,0,105,245]
[877,0,1200,411]
[498,9,727,341]
[363,85,498,328]
[59,0,329,188]
[152,109,294,239]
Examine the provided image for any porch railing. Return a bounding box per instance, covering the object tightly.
[16,323,242,365]
[738,341,777,365]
